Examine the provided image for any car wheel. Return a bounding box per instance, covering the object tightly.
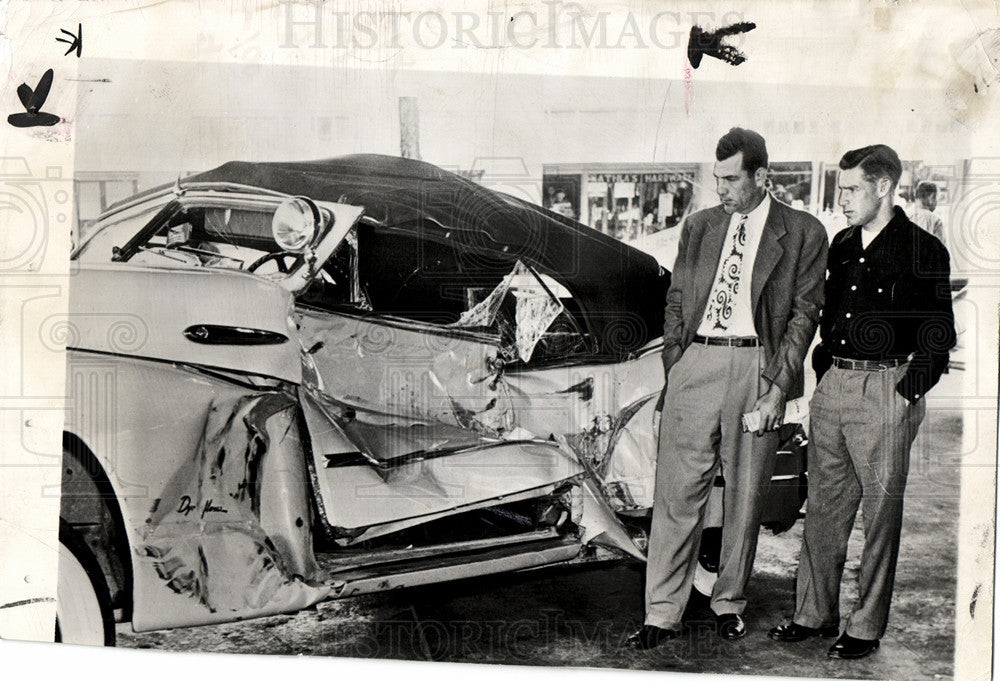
[56,524,115,646]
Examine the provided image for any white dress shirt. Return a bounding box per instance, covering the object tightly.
[696,193,771,337]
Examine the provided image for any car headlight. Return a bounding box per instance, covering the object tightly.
[272,197,323,252]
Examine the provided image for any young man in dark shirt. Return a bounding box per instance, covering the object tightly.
[769,145,956,659]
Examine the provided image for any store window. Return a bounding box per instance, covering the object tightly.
[769,162,813,211]
[541,174,581,221]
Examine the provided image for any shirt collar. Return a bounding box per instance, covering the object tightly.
[890,205,910,228]
[845,205,908,246]
[732,192,771,230]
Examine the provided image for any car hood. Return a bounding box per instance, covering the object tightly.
[187,154,670,359]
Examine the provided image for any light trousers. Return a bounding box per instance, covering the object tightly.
[645,343,778,629]
[792,364,925,640]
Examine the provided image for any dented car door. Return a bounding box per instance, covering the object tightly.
[294,310,593,543]
[294,252,661,542]
[297,309,515,433]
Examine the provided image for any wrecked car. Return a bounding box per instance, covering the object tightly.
[59,155,807,644]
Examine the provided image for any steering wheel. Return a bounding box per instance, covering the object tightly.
[247,251,301,274]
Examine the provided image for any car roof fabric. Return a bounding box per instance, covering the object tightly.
[188,154,669,357]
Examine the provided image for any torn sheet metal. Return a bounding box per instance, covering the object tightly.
[594,396,660,512]
[299,306,665,530]
[132,391,330,632]
[450,260,564,363]
[299,387,585,540]
[503,345,664,438]
[297,307,514,434]
[576,477,646,561]
[501,348,664,512]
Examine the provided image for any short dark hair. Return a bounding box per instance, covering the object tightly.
[915,181,938,199]
[838,145,903,187]
[715,127,768,174]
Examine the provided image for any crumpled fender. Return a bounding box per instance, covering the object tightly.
[132,391,329,632]
[299,385,587,543]
[598,395,660,512]
[577,477,646,561]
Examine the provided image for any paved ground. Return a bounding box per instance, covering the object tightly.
[120,395,963,680]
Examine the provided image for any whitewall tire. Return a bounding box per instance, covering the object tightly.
[56,525,115,646]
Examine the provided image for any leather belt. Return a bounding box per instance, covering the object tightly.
[832,356,907,371]
[692,334,759,347]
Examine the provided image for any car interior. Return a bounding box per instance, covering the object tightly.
[299,218,594,364]
[115,199,594,365]
[128,205,294,275]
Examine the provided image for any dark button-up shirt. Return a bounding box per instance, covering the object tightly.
[813,206,956,402]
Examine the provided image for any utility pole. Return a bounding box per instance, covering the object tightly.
[399,96,421,160]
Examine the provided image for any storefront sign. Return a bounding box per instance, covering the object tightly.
[587,172,694,183]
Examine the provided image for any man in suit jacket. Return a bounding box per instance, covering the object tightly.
[628,128,828,650]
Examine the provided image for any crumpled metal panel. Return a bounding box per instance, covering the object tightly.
[131,391,330,632]
[504,346,664,438]
[498,348,665,514]
[595,396,660,512]
[450,260,564,363]
[299,309,666,532]
[576,476,646,561]
[299,387,585,538]
[297,308,514,434]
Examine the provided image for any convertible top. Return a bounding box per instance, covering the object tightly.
[187,154,669,357]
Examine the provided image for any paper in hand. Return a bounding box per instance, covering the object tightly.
[741,397,808,433]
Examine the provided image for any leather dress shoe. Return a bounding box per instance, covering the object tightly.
[768,622,840,642]
[827,633,880,659]
[625,624,681,650]
[716,613,747,640]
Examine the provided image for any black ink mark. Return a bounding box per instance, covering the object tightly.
[56,23,82,58]
[200,499,227,519]
[687,22,756,69]
[0,597,56,610]
[556,377,595,401]
[8,69,60,128]
[177,495,228,518]
[177,495,196,516]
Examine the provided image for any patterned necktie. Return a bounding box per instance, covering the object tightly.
[705,214,747,331]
